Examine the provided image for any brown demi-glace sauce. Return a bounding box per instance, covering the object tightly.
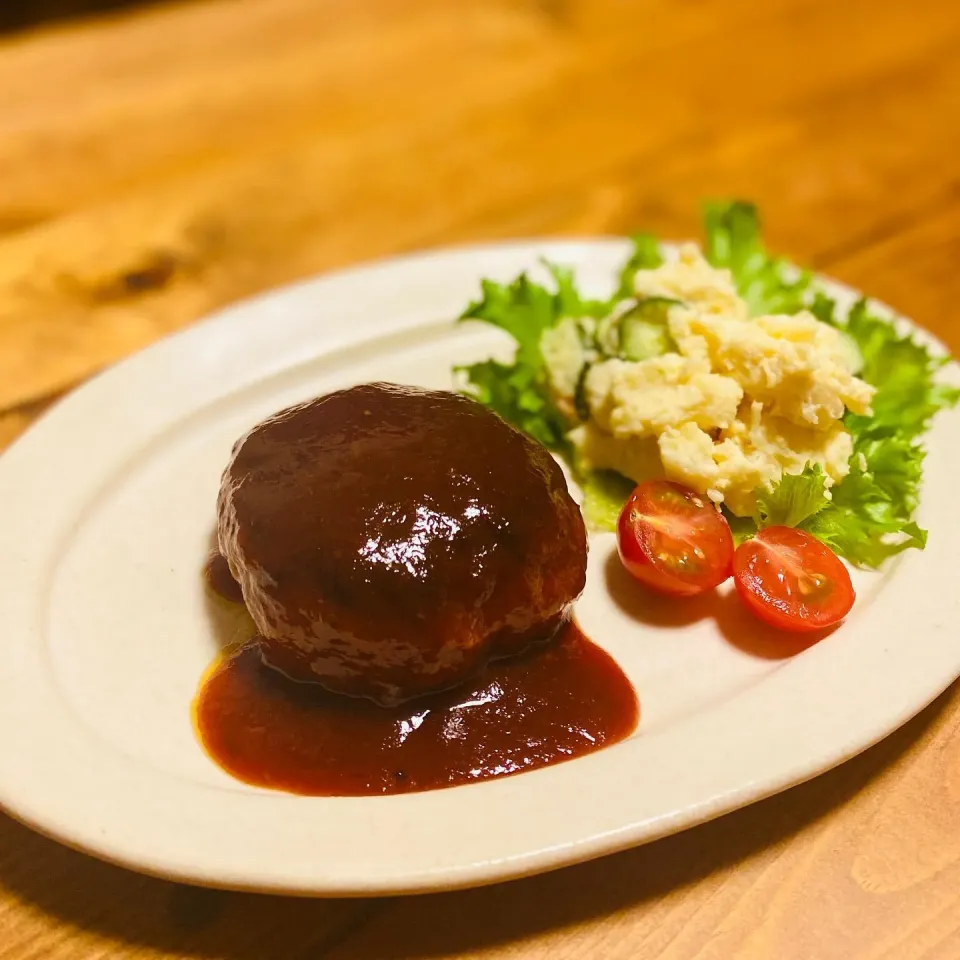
[194,617,637,796]
[197,384,639,796]
[197,557,638,796]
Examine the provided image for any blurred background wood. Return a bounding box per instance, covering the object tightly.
[1,0,959,957]
[0,0,157,33]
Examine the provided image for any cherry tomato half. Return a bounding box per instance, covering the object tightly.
[733,526,855,633]
[617,481,734,597]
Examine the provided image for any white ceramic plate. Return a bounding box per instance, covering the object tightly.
[1,241,958,897]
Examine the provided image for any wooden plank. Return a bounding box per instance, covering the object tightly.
[825,190,960,348]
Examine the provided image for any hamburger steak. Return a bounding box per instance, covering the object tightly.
[216,383,588,706]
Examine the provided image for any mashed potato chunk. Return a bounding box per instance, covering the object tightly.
[668,309,874,428]
[570,422,664,485]
[658,403,853,516]
[585,355,742,437]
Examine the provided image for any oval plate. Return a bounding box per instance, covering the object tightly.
[1,241,958,896]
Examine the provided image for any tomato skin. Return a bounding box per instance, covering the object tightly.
[734,526,855,633]
[616,481,734,597]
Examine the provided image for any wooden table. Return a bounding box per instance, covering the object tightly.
[2,1,959,956]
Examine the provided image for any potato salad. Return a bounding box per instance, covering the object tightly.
[542,245,875,517]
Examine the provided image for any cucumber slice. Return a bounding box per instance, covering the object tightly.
[619,296,681,361]
[572,362,590,422]
[595,312,621,357]
[621,320,673,361]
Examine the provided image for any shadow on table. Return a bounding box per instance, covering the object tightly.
[0,686,953,959]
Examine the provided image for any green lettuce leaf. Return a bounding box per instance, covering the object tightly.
[724,510,760,548]
[579,469,636,532]
[804,449,928,568]
[459,273,557,369]
[754,465,830,529]
[456,263,610,450]
[543,261,612,321]
[453,357,570,451]
[841,299,960,440]
[703,200,812,316]
[796,298,956,566]
[751,442,928,569]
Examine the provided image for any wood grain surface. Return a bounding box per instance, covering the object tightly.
[2,0,959,957]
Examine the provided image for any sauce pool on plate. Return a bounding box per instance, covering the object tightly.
[194,599,638,796]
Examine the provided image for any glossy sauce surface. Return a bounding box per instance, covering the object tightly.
[193,622,638,796]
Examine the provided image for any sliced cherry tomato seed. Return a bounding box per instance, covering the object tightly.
[617,480,734,597]
[733,526,854,633]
